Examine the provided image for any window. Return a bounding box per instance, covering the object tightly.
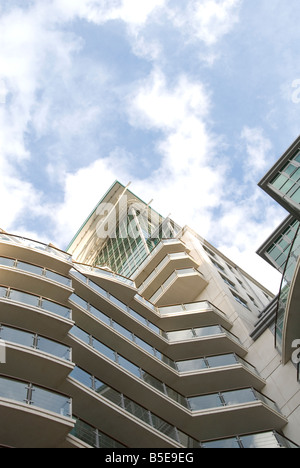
[219,273,237,290]
[230,291,250,309]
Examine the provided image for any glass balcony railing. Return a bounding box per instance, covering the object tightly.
[70,325,260,412]
[0,256,72,288]
[70,366,200,448]
[0,324,71,361]
[74,263,135,288]
[159,301,226,317]
[70,269,236,347]
[0,286,72,320]
[201,431,299,448]
[0,233,72,263]
[70,325,188,409]
[275,225,300,352]
[188,388,279,413]
[70,290,247,374]
[71,418,125,448]
[0,375,71,417]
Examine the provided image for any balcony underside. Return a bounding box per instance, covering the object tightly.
[140,256,200,299]
[0,242,71,277]
[0,299,74,341]
[183,402,287,442]
[152,272,208,307]
[62,378,181,449]
[0,267,72,305]
[133,240,190,288]
[2,343,74,388]
[0,399,74,448]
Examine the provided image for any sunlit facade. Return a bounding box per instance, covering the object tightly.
[0,176,299,448]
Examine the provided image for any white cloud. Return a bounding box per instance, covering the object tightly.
[169,0,242,46]
[240,126,273,180]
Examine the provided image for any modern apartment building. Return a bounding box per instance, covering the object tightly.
[0,170,299,448]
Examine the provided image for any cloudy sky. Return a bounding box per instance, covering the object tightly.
[1,0,299,292]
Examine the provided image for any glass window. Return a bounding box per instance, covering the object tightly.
[271,173,288,190]
[290,187,300,203]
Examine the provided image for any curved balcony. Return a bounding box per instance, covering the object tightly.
[275,226,300,363]
[0,286,73,339]
[0,233,72,276]
[0,375,73,448]
[0,256,73,304]
[0,324,73,387]
[150,268,208,306]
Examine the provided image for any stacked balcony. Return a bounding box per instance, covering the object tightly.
[0,234,295,448]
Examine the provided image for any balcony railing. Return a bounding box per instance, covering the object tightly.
[0,324,71,361]
[74,263,135,288]
[0,286,72,320]
[0,256,72,288]
[70,325,260,411]
[201,431,299,448]
[0,375,71,417]
[188,388,279,413]
[0,233,72,263]
[70,293,247,374]
[70,366,200,448]
[71,418,125,448]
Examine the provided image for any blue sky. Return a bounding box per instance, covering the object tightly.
[1,0,300,292]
